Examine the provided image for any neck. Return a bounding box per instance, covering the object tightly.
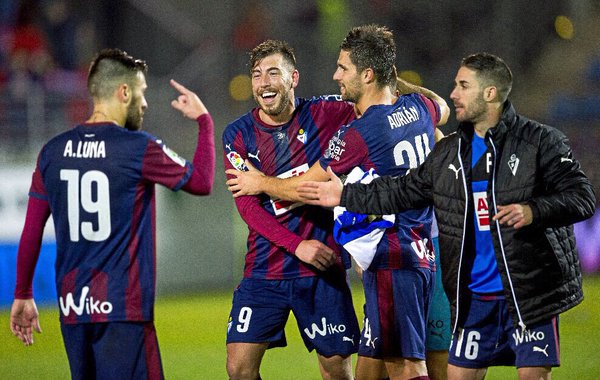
[355,85,396,116]
[473,103,502,137]
[257,104,295,126]
[87,106,122,126]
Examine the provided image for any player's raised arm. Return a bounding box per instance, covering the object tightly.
[396,76,450,126]
[170,79,209,119]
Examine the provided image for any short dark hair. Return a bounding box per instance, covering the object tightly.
[340,24,396,89]
[87,48,148,100]
[248,40,296,72]
[461,53,513,102]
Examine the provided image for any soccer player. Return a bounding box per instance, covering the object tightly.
[223,39,361,380]
[226,25,450,379]
[296,53,596,380]
[9,48,216,380]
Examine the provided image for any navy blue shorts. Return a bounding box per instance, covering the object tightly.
[61,321,164,380]
[226,276,360,357]
[358,267,433,359]
[426,237,451,352]
[448,294,560,368]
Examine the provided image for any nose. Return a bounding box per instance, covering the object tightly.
[449,87,458,101]
[333,67,342,82]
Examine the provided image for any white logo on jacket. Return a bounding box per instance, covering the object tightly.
[508,154,520,176]
[448,164,461,179]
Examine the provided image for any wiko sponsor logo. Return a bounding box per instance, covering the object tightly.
[59,286,113,317]
[512,328,545,346]
[304,318,347,339]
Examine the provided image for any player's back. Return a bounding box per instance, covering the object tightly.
[35,122,180,323]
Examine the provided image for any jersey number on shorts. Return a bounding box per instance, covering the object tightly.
[454,328,481,360]
[236,307,253,333]
[60,169,111,242]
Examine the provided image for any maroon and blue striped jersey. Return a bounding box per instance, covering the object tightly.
[223,96,355,279]
[17,116,215,324]
[320,93,440,270]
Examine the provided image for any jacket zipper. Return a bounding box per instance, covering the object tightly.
[452,138,470,334]
[488,134,527,331]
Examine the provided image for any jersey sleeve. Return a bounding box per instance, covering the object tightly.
[234,195,304,254]
[181,113,215,195]
[417,93,441,128]
[15,161,52,299]
[141,136,193,191]
[319,126,368,175]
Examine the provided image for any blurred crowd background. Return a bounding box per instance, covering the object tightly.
[1,0,599,304]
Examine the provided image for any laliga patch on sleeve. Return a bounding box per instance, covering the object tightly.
[227,151,247,171]
[162,145,187,167]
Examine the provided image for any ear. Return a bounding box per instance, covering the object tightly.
[291,69,299,89]
[363,68,375,84]
[117,83,131,104]
[483,86,497,102]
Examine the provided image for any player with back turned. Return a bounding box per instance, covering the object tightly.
[10,48,216,380]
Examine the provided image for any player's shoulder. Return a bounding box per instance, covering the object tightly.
[224,109,255,134]
[299,95,353,109]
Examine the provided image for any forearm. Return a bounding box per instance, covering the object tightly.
[529,183,596,227]
[261,175,304,202]
[235,196,303,254]
[182,113,216,195]
[396,77,449,125]
[15,197,50,299]
[262,162,328,202]
[341,173,430,215]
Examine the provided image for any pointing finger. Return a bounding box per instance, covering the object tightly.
[170,79,190,95]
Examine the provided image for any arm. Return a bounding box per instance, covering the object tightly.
[11,196,50,345]
[170,79,215,195]
[299,157,433,214]
[226,160,329,202]
[234,194,336,271]
[493,127,595,229]
[396,77,450,126]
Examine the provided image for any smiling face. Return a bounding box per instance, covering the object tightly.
[251,53,297,124]
[333,50,363,103]
[450,66,488,124]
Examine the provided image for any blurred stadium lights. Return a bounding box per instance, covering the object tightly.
[229,74,252,101]
[555,15,574,39]
[398,70,423,87]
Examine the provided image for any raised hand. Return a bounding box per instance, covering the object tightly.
[297,166,343,208]
[170,79,208,120]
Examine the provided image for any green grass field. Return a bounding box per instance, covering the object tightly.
[2,276,600,379]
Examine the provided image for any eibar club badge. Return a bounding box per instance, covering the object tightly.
[508,154,520,176]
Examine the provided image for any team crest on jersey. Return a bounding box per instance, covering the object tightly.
[162,145,186,167]
[227,151,247,171]
[297,128,307,144]
[508,154,519,176]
